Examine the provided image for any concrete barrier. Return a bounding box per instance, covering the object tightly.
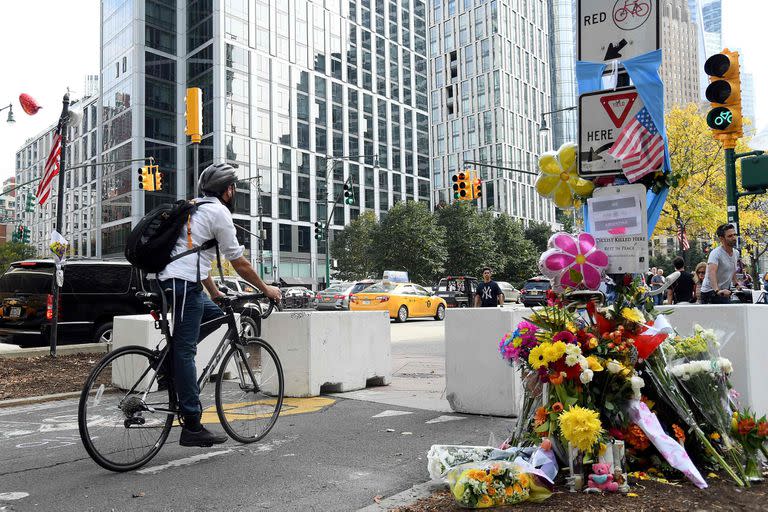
[260,310,391,397]
[664,304,768,414]
[445,307,528,417]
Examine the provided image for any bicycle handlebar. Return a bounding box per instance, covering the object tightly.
[217,292,281,319]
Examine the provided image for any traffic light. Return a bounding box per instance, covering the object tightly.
[314,221,325,240]
[704,49,742,146]
[138,166,155,191]
[452,171,470,200]
[152,166,164,191]
[25,192,35,212]
[22,227,30,244]
[472,177,482,199]
[343,182,354,205]
[185,87,203,144]
[11,226,19,243]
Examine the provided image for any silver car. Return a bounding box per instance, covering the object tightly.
[497,281,521,303]
[316,280,378,310]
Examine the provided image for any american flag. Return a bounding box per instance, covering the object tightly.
[607,107,665,183]
[677,224,691,251]
[36,125,62,205]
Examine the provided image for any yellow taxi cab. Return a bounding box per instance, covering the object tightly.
[349,281,447,322]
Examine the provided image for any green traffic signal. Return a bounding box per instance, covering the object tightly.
[706,107,733,130]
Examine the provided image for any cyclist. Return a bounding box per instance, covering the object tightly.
[158,163,282,447]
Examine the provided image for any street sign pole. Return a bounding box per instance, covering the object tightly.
[725,147,739,238]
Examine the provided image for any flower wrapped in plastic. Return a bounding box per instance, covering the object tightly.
[446,460,553,508]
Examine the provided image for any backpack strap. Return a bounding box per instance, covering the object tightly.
[168,238,217,263]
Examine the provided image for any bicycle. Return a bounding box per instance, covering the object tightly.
[613,0,650,24]
[77,281,284,472]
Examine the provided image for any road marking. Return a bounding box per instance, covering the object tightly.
[425,415,465,424]
[371,410,413,418]
[201,397,335,425]
[136,449,233,475]
[0,492,29,501]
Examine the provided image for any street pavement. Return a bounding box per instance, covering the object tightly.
[0,318,515,511]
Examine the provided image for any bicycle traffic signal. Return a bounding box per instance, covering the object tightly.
[138,166,156,191]
[452,171,470,200]
[704,49,742,147]
[185,87,203,144]
[22,227,30,244]
[25,192,35,212]
[472,177,482,199]
[343,181,354,205]
[314,221,325,240]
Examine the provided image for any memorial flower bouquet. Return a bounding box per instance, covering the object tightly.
[730,408,768,481]
[446,460,553,508]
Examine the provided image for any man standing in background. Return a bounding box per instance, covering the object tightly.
[474,267,503,307]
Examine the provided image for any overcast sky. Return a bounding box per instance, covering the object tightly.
[0,0,764,183]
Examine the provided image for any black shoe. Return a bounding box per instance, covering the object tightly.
[155,373,169,392]
[179,425,228,447]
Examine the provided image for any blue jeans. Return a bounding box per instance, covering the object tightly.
[161,279,224,417]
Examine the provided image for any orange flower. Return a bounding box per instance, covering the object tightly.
[549,373,565,385]
[672,424,686,444]
[757,421,768,438]
[738,418,756,436]
[626,424,650,451]
[540,438,553,451]
[551,402,564,413]
[534,406,548,426]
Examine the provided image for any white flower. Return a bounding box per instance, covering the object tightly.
[577,355,589,369]
[580,369,594,384]
[565,344,582,357]
[630,376,645,399]
[606,360,623,374]
[718,357,733,374]
[565,354,580,367]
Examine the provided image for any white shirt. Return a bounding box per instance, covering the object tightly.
[158,198,245,283]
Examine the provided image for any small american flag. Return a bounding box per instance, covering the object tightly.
[36,125,62,205]
[607,107,665,183]
[677,224,690,251]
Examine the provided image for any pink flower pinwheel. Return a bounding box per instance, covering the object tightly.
[538,232,608,291]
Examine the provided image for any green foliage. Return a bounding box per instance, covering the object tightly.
[524,221,554,253]
[0,242,37,273]
[330,211,378,280]
[435,202,500,278]
[370,201,447,284]
[648,253,675,275]
[491,214,538,286]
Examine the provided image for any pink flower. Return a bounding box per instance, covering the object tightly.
[538,232,609,291]
[553,331,576,344]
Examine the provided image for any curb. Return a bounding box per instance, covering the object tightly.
[357,480,445,512]
[0,391,81,409]
[0,343,109,359]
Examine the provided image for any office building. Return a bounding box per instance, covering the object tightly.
[0,177,16,244]
[661,0,700,109]
[547,0,577,150]
[429,0,556,225]
[97,0,430,286]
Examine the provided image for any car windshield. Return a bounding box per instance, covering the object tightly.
[0,265,54,294]
[351,282,375,293]
[524,280,550,290]
[362,282,398,293]
[323,285,346,293]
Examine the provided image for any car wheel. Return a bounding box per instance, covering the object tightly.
[434,304,445,321]
[93,322,113,344]
[395,305,408,323]
[240,316,258,338]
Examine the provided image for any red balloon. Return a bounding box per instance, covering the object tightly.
[19,93,42,115]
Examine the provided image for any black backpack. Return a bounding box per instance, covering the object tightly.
[124,200,217,275]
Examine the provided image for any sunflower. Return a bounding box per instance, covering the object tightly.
[528,344,550,370]
[558,406,603,452]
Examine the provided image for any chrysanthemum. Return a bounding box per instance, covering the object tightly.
[558,406,603,452]
[544,341,567,363]
[528,344,550,370]
[620,307,645,324]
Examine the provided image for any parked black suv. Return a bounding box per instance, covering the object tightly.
[433,276,478,308]
[0,259,150,347]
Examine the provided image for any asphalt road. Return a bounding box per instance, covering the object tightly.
[0,318,514,512]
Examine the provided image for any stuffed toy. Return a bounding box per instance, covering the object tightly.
[587,462,619,492]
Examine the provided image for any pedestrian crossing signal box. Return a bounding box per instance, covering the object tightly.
[741,155,768,192]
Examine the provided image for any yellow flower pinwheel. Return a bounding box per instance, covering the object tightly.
[535,142,595,209]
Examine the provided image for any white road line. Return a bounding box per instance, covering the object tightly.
[0,492,29,501]
[425,415,465,424]
[371,410,414,418]
[136,449,233,475]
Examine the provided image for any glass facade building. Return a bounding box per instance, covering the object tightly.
[428,0,556,225]
[547,0,577,150]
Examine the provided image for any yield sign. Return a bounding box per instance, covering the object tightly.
[600,92,638,128]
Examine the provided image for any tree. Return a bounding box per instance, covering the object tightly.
[330,211,378,280]
[0,242,37,272]
[435,202,501,278]
[370,201,447,284]
[491,214,538,286]
[524,221,554,253]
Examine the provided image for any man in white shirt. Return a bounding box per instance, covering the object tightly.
[159,163,281,447]
[700,223,739,305]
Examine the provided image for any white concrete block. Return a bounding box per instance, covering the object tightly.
[260,310,391,397]
[445,307,526,417]
[665,304,768,414]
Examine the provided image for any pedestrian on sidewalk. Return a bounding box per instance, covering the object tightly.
[474,267,503,307]
[651,268,664,305]
[701,223,739,304]
[693,261,707,303]
[667,256,695,304]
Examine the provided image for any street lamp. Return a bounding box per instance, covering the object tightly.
[539,106,576,133]
[0,104,15,124]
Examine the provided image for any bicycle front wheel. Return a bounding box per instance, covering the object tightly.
[215,338,284,443]
[78,346,175,472]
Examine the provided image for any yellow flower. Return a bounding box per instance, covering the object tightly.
[588,337,598,349]
[566,321,577,334]
[512,336,522,348]
[505,486,513,497]
[558,406,603,452]
[517,473,530,488]
[544,341,567,363]
[586,356,603,371]
[620,307,645,324]
[528,344,550,370]
[711,432,721,441]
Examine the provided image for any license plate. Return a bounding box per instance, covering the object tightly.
[9,307,21,318]
[363,300,370,305]
[324,297,332,301]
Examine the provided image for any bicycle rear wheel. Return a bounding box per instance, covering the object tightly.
[78,346,175,472]
[215,338,284,443]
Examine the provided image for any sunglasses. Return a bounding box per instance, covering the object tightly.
[696,271,705,275]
